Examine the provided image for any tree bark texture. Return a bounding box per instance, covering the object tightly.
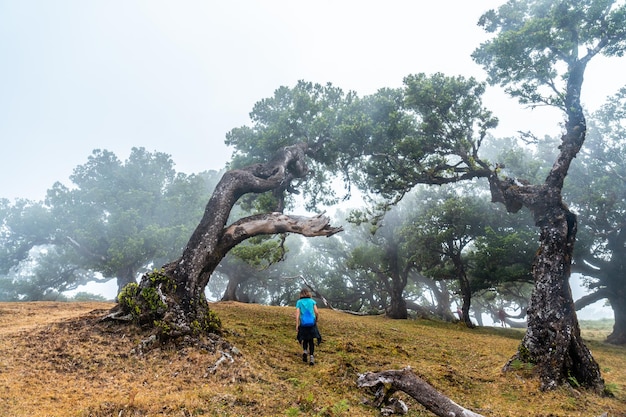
[489,61,603,391]
[357,367,484,417]
[112,143,343,339]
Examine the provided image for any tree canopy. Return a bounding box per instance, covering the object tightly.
[0,148,219,299]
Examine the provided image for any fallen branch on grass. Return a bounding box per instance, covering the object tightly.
[357,367,485,417]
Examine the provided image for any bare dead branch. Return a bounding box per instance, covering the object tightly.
[358,367,485,417]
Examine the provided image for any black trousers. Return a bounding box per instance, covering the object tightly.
[301,338,314,356]
[297,325,319,355]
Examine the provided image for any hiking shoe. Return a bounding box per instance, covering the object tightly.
[309,355,314,366]
[302,352,308,362]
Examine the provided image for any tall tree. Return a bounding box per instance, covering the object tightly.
[401,190,492,327]
[108,0,625,390]
[471,0,626,391]
[568,86,626,344]
[348,206,412,319]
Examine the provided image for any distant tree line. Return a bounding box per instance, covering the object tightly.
[0,147,221,299]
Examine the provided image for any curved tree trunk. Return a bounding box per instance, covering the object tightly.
[605,228,626,344]
[110,143,343,340]
[220,260,251,302]
[502,201,602,390]
[574,288,610,311]
[490,62,604,391]
[388,252,409,319]
[415,274,455,321]
[573,239,626,345]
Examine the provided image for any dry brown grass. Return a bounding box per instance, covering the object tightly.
[0,301,624,417]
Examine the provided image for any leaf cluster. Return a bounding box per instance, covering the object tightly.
[473,0,626,108]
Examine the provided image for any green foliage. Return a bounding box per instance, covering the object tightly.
[354,74,496,200]
[226,80,354,210]
[401,188,490,277]
[473,0,626,109]
[518,343,535,364]
[0,148,220,299]
[190,298,222,335]
[470,223,536,291]
[225,74,497,214]
[117,282,141,318]
[230,236,286,269]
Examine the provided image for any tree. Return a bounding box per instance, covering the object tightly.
[110,142,343,340]
[0,198,56,275]
[348,207,412,319]
[0,148,218,298]
[218,235,286,302]
[568,86,626,344]
[468,205,536,323]
[471,0,626,391]
[401,190,491,327]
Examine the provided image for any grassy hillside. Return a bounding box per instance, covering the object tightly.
[0,301,624,416]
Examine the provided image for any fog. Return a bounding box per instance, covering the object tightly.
[2,1,625,201]
[2,1,623,321]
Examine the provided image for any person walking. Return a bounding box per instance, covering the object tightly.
[296,288,320,366]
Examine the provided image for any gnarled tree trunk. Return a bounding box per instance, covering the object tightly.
[109,143,343,340]
[490,63,603,391]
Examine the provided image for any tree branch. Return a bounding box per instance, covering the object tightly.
[358,367,485,417]
[574,288,610,311]
[220,212,343,253]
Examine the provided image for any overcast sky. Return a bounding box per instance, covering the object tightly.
[3,0,625,202]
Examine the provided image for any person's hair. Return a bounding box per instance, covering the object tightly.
[299,288,311,299]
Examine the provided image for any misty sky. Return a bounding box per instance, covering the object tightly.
[3,1,625,202]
